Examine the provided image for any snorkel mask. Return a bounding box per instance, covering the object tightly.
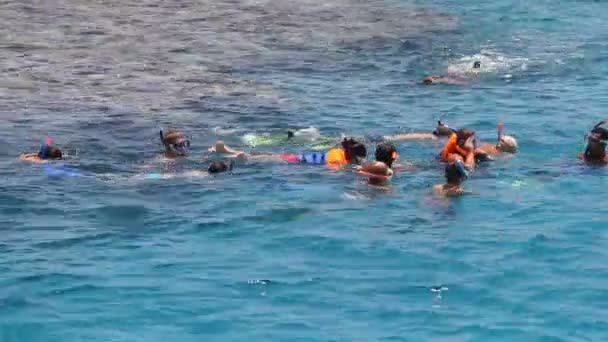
[160,130,190,156]
[37,137,53,159]
[584,120,608,159]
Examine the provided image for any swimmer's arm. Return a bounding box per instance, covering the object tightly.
[181,171,208,178]
[392,163,416,172]
[464,150,475,170]
[383,133,438,141]
[443,79,467,85]
[242,153,284,162]
[19,154,46,163]
[360,162,390,175]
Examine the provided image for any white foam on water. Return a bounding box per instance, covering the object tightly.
[447,50,529,78]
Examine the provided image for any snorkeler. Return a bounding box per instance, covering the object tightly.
[20,137,63,163]
[209,137,368,167]
[421,76,467,86]
[439,128,476,169]
[579,120,608,164]
[160,129,190,158]
[357,143,399,185]
[434,160,471,196]
[474,123,518,157]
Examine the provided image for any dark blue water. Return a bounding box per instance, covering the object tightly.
[2,0,608,340]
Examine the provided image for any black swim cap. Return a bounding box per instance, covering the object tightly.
[375,143,397,167]
[342,138,367,162]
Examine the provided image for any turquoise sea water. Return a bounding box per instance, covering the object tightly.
[2,0,608,340]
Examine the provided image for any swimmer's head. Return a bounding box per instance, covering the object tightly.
[584,122,608,162]
[446,160,468,184]
[473,61,481,69]
[585,140,607,162]
[497,135,518,153]
[456,128,475,146]
[37,138,62,160]
[207,160,232,174]
[38,145,62,160]
[160,129,190,156]
[374,143,398,168]
[433,120,455,137]
[590,126,608,142]
[287,130,295,140]
[422,77,434,85]
[341,138,367,164]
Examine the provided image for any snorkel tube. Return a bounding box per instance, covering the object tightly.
[497,123,503,143]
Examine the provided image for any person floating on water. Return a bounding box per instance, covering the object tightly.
[209,137,368,167]
[439,128,476,170]
[421,61,481,85]
[434,160,471,197]
[20,137,63,163]
[474,123,518,157]
[367,121,455,142]
[160,129,190,158]
[357,143,399,186]
[579,120,608,164]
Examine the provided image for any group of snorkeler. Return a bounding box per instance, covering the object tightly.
[20,117,608,195]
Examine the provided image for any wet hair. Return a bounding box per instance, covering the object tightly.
[422,77,433,85]
[445,161,466,184]
[584,140,607,162]
[47,147,62,159]
[287,130,295,139]
[160,129,187,145]
[38,145,62,160]
[208,160,233,174]
[341,138,367,163]
[590,126,608,141]
[473,61,481,69]
[375,143,397,167]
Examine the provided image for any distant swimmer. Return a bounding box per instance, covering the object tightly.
[475,123,518,157]
[375,121,456,142]
[160,129,190,158]
[421,76,467,86]
[357,143,399,185]
[434,160,471,197]
[579,120,608,164]
[20,137,62,163]
[209,137,368,167]
[473,61,481,69]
